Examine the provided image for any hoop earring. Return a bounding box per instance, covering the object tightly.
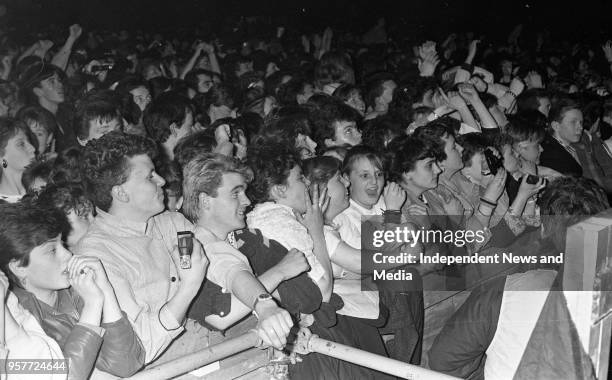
[1,159,6,168]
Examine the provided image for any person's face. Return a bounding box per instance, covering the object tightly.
[329,120,362,147]
[553,109,583,144]
[276,165,309,214]
[402,157,442,192]
[144,65,162,80]
[378,80,397,108]
[462,151,499,186]
[296,133,317,159]
[196,74,213,94]
[515,139,543,164]
[297,84,314,105]
[196,55,211,70]
[174,110,194,141]
[36,74,65,104]
[130,86,152,112]
[347,157,384,209]
[537,97,552,117]
[16,235,72,293]
[346,90,366,115]
[66,208,94,248]
[324,171,350,219]
[88,117,122,142]
[2,130,36,171]
[502,144,520,173]
[205,172,251,232]
[264,96,277,116]
[118,154,166,220]
[439,133,464,174]
[27,121,51,154]
[501,60,513,76]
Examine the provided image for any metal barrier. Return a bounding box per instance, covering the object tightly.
[125,329,462,380]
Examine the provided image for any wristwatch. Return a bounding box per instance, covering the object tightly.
[252,293,274,310]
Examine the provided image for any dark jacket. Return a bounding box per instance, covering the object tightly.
[540,133,582,178]
[13,287,145,379]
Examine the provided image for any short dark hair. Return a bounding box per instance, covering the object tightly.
[548,97,581,124]
[516,88,550,114]
[386,135,442,182]
[75,95,122,140]
[81,131,157,212]
[0,117,28,157]
[0,202,70,287]
[16,106,58,151]
[173,130,217,169]
[456,132,489,165]
[143,92,192,144]
[22,160,54,193]
[303,155,342,188]
[34,182,93,218]
[312,100,361,149]
[412,119,457,162]
[246,143,301,205]
[538,177,609,251]
[506,115,546,144]
[361,114,404,149]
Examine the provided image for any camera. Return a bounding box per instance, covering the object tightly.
[177,231,194,269]
[484,148,504,175]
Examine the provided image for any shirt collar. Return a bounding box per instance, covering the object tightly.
[95,208,149,237]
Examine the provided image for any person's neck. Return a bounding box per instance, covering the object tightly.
[520,159,538,176]
[39,98,59,115]
[107,203,152,225]
[441,168,459,181]
[0,168,26,196]
[400,180,426,199]
[161,140,175,161]
[28,286,58,308]
[352,197,374,210]
[197,216,230,240]
[553,132,571,146]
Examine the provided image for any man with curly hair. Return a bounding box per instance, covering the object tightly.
[75,130,210,365]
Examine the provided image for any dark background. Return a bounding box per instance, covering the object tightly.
[2,0,612,40]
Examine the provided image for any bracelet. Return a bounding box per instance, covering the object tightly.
[480,197,498,208]
[505,90,517,98]
[158,302,183,331]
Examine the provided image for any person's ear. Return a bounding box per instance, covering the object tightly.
[169,123,179,137]
[8,260,26,282]
[550,121,560,134]
[175,196,184,211]
[269,184,286,201]
[111,185,129,204]
[32,86,43,98]
[401,172,412,184]
[198,192,211,211]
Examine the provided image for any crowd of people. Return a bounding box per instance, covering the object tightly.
[0,15,612,379]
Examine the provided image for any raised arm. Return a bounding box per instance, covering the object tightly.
[51,24,82,71]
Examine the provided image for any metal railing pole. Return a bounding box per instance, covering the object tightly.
[308,335,462,380]
[125,331,260,380]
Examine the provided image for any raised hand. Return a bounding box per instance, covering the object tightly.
[67,256,112,293]
[517,175,546,199]
[383,182,406,210]
[295,185,329,234]
[483,169,507,203]
[68,24,83,41]
[172,239,209,289]
[458,82,480,104]
[70,269,104,304]
[602,40,612,63]
[524,70,543,89]
[417,41,439,77]
[466,40,480,63]
[469,75,488,92]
